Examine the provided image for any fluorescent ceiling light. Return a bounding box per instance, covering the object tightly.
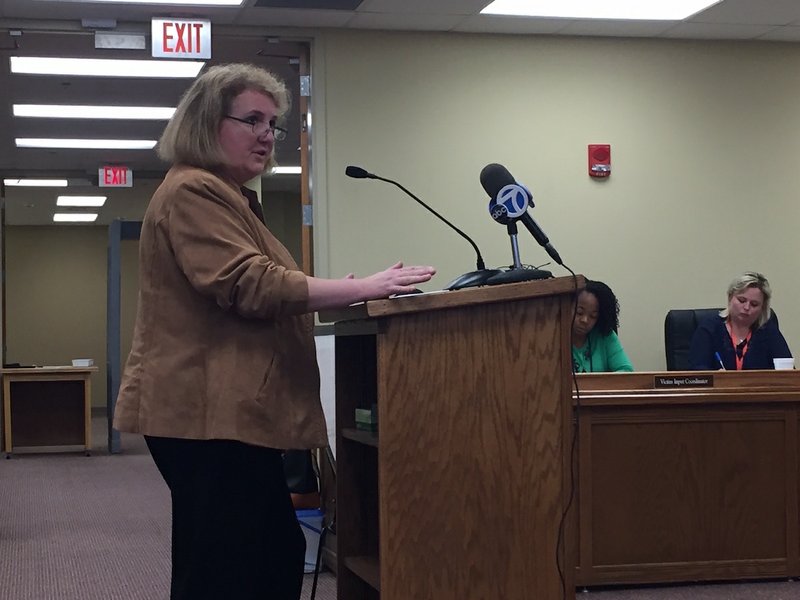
[14,104,175,120]
[10,56,204,78]
[4,178,68,187]
[16,138,156,149]
[481,0,722,20]
[53,213,98,223]
[272,166,302,175]
[72,0,243,4]
[57,196,107,207]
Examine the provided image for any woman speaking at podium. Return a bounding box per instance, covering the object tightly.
[112,63,435,600]
[572,280,634,373]
[689,272,791,370]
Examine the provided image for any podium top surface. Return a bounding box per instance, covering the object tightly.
[319,274,583,323]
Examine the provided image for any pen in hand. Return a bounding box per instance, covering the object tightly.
[715,352,726,370]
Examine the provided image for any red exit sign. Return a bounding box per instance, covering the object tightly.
[99,166,133,188]
[151,18,211,60]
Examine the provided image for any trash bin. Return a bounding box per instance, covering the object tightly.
[296,508,324,574]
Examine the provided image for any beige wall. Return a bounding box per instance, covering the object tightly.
[264,190,303,265]
[315,31,800,370]
[5,226,139,409]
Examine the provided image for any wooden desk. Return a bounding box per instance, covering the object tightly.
[574,370,800,587]
[2,366,98,456]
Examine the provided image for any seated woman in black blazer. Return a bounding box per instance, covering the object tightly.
[689,271,792,370]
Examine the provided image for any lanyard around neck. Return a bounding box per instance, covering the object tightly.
[726,322,752,371]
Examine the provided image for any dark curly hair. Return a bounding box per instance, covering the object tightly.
[583,280,620,335]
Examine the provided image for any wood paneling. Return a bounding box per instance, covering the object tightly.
[575,371,800,586]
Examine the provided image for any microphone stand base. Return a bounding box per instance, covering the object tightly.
[445,269,504,290]
[486,268,553,286]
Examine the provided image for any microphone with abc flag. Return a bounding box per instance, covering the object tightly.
[345,165,502,290]
[480,163,564,268]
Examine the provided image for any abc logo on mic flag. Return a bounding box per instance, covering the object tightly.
[497,184,530,219]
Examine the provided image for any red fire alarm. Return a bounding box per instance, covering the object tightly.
[588,144,611,178]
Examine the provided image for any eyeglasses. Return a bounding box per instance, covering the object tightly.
[224,115,287,141]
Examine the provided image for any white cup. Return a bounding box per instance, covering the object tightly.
[773,358,795,370]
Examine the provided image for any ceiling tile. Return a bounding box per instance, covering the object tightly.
[662,21,775,39]
[232,6,353,26]
[453,14,570,35]
[357,0,489,16]
[347,12,464,31]
[559,19,675,38]
[253,0,361,8]
[2,0,243,24]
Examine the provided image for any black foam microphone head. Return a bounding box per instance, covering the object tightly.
[479,163,515,198]
[345,165,371,179]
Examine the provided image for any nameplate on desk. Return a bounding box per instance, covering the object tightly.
[654,375,714,388]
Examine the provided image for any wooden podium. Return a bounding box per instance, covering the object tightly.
[322,276,581,600]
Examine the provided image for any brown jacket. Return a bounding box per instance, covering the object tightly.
[113,165,327,449]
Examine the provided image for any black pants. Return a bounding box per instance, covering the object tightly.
[145,436,305,600]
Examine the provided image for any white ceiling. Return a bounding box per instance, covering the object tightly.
[4,0,800,39]
[2,0,794,39]
[0,0,797,225]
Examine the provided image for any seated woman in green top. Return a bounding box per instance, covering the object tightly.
[572,280,633,373]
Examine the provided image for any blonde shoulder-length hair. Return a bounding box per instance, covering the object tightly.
[157,63,289,172]
[718,271,773,330]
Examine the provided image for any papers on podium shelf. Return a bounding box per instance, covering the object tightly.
[71,358,94,367]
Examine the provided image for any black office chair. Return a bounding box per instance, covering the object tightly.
[664,308,722,371]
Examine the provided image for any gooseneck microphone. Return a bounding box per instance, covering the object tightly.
[344,166,371,179]
[346,165,485,268]
[480,163,563,266]
[345,165,501,290]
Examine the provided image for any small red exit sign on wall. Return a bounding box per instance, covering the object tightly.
[151,18,211,59]
[99,166,133,188]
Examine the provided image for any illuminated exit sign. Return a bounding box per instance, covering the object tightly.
[152,18,211,59]
[99,166,133,188]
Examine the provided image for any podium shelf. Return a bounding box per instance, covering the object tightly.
[342,427,379,447]
[344,555,380,591]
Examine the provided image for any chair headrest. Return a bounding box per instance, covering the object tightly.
[664,308,723,371]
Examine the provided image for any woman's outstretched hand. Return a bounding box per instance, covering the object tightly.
[360,261,436,299]
[306,262,436,312]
